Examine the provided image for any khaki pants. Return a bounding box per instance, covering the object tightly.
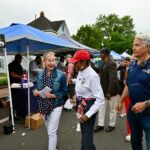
[97,94,119,127]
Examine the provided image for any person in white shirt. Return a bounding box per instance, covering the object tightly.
[69,49,105,150]
[29,55,43,84]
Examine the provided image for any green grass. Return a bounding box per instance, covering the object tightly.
[0,73,7,86]
[0,73,7,77]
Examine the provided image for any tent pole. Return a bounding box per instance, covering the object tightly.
[4,48,15,132]
[27,42,31,129]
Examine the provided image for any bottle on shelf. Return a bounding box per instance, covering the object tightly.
[21,72,28,88]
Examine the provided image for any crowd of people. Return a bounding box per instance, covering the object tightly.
[8,33,150,150]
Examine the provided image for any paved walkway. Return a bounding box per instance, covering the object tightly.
[0,111,133,150]
[0,87,147,150]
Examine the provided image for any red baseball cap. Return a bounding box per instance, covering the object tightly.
[69,49,90,63]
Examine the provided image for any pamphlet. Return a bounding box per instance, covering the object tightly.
[39,86,52,98]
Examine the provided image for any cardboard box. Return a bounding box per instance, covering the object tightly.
[25,113,44,129]
[1,100,10,108]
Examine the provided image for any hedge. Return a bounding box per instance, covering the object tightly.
[0,78,8,86]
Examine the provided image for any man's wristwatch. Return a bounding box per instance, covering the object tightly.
[145,100,150,108]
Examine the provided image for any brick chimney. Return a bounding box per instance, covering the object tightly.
[40,11,44,17]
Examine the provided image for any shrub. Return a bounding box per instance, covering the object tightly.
[0,78,8,86]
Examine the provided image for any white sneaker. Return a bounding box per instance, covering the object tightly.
[119,113,126,118]
[125,134,131,142]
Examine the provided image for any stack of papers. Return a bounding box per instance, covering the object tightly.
[11,83,21,88]
[22,82,34,88]
[39,86,52,98]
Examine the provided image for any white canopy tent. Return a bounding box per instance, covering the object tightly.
[110,50,122,60]
[121,52,132,58]
[58,33,99,54]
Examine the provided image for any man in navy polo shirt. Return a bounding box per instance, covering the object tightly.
[117,34,150,150]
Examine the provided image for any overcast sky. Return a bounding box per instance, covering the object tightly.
[0,0,150,35]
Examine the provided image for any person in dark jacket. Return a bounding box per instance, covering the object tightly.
[94,48,119,132]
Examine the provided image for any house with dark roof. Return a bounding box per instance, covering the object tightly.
[28,11,70,36]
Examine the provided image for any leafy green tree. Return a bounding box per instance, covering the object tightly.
[72,25,103,50]
[73,14,136,54]
[95,14,135,53]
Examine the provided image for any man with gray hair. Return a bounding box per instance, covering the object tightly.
[116,33,150,150]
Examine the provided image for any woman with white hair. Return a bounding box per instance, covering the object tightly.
[33,52,67,150]
[116,33,150,150]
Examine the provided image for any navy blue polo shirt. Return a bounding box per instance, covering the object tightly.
[126,59,150,106]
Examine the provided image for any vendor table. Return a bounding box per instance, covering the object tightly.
[11,86,38,117]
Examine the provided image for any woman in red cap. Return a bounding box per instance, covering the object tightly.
[69,49,105,150]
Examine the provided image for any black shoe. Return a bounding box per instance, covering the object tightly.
[105,126,115,132]
[94,126,104,132]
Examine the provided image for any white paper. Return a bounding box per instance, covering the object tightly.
[64,99,73,109]
[23,82,34,88]
[39,86,52,98]
[11,83,21,88]
[76,112,82,119]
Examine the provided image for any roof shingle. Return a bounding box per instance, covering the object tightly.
[28,11,64,33]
